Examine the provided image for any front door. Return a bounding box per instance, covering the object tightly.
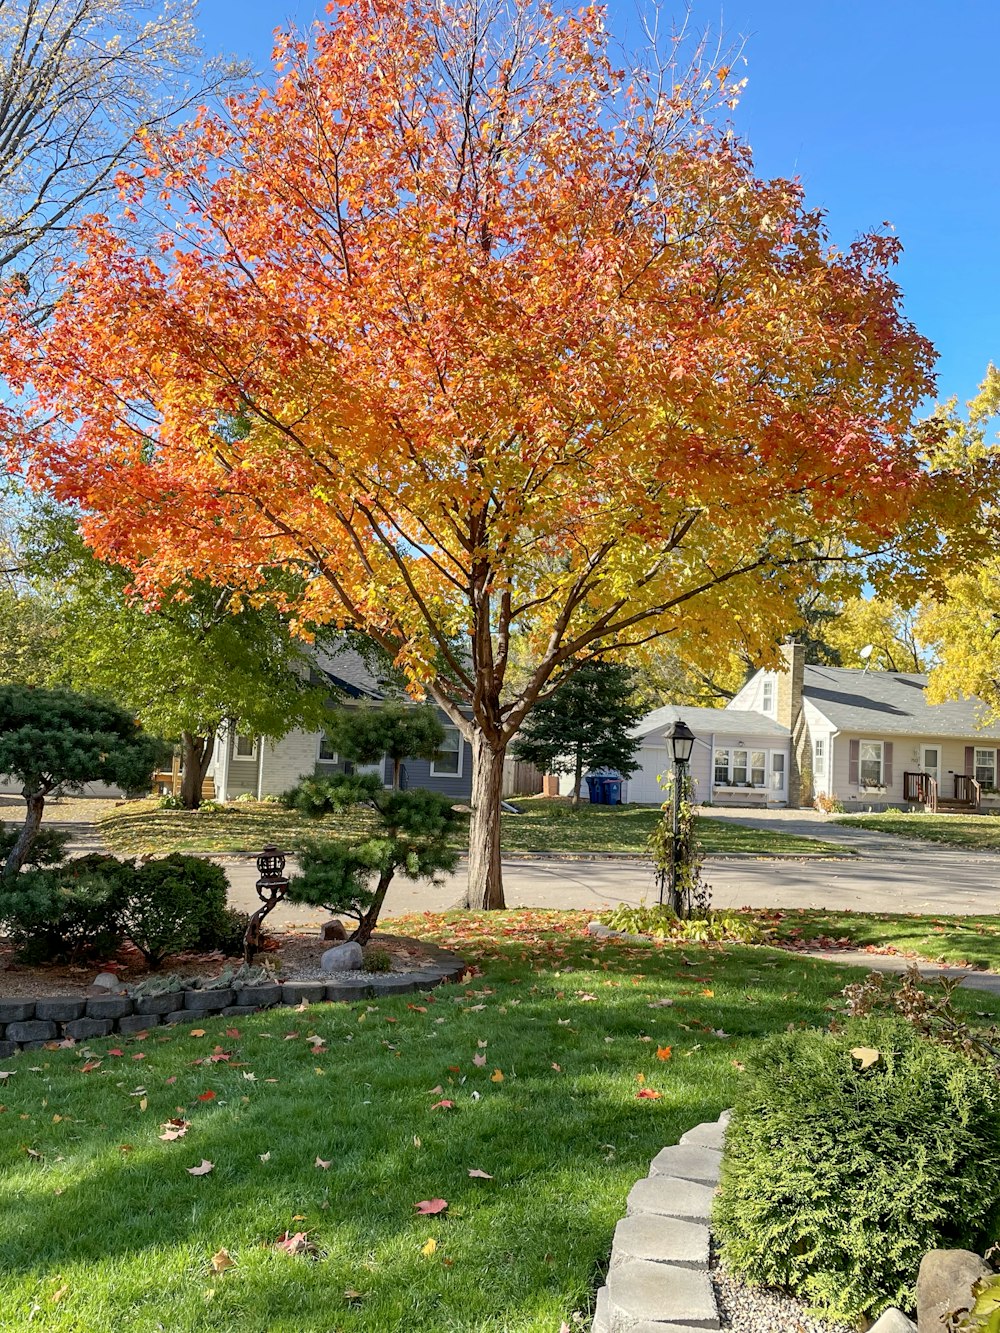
[921,745,940,791]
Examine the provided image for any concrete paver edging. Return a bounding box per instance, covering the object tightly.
[592,1111,729,1332]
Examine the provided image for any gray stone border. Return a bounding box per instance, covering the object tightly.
[0,942,466,1055]
[593,1111,730,1332]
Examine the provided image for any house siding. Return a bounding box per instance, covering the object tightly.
[827,733,999,810]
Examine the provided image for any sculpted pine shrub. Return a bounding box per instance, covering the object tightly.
[714,1017,1000,1322]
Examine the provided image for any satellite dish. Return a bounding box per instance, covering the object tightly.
[859,644,874,659]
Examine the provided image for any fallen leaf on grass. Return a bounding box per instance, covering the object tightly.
[225,1028,240,1038]
[656,1046,672,1062]
[421,1237,437,1257]
[158,1119,190,1141]
[551,1063,561,1072]
[490,1069,504,1083]
[197,1090,217,1102]
[414,1198,448,1215]
[647,999,674,1009]
[187,1159,214,1176]
[165,1076,177,1085]
[108,1048,123,1057]
[315,1157,331,1170]
[430,1099,455,1111]
[472,1053,487,1068]
[79,1061,101,1074]
[467,1169,493,1179]
[851,1046,881,1069]
[211,1249,235,1273]
[273,1230,319,1257]
[50,1284,69,1304]
[0,1071,14,1081]
[132,1053,146,1061]
[259,1151,271,1162]
[636,1089,662,1100]
[343,1288,365,1303]
[189,1030,206,1038]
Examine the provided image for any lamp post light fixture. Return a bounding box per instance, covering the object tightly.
[662,719,696,914]
[244,843,290,964]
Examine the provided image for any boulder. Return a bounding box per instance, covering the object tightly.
[917,1250,990,1332]
[321,941,364,973]
[870,1310,917,1333]
[321,918,348,942]
[92,972,120,991]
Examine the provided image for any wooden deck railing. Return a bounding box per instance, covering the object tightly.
[954,774,982,809]
[904,771,980,812]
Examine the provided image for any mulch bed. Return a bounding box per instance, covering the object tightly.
[0,930,438,998]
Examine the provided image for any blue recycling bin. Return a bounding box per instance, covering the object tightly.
[585,773,604,803]
[602,777,623,805]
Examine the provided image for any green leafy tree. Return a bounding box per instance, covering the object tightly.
[20,509,331,808]
[0,686,166,879]
[286,778,467,943]
[325,702,446,789]
[512,662,644,806]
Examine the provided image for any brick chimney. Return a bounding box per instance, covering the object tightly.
[776,641,805,806]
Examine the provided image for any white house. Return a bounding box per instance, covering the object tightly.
[730,643,1000,812]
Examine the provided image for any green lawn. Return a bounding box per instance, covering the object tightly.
[761,906,1000,973]
[1,909,978,1332]
[98,797,847,859]
[835,811,1000,850]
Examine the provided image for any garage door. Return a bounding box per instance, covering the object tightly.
[628,746,671,805]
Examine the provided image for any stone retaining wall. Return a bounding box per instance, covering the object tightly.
[0,945,466,1055]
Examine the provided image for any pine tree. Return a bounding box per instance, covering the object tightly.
[325,702,445,789]
[512,663,644,807]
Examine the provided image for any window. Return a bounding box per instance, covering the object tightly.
[859,740,883,787]
[771,753,786,791]
[430,727,463,777]
[750,751,766,786]
[731,748,748,784]
[762,679,775,715]
[317,734,338,763]
[232,733,257,760]
[813,737,825,776]
[976,748,997,789]
[714,749,730,784]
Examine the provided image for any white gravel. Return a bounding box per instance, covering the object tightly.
[712,1262,856,1333]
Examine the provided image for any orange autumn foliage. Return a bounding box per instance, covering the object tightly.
[0,0,951,908]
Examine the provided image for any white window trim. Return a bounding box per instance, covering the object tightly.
[713,746,786,790]
[761,678,775,716]
[858,739,885,789]
[975,747,997,790]
[317,734,338,764]
[430,727,464,778]
[232,732,258,761]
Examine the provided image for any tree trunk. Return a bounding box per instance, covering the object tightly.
[180,731,214,810]
[391,757,402,790]
[352,869,395,945]
[2,789,45,880]
[466,732,506,910]
[571,741,583,809]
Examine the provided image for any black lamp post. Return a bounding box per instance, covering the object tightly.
[244,843,289,964]
[663,719,696,913]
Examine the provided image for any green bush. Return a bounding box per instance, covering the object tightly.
[363,944,394,973]
[121,854,229,968]
[713,1017,1000,1322]
[282,771,382,816]
[0,855,134,962]
[0,820,70,870]
[601,903,766,944]
[198,906,251,957]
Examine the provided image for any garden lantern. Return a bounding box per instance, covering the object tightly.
[245,843,290,964]
[661,719,696,911]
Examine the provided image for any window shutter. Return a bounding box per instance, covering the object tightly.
[966,746,975,776]
[848,739,860,785]
[883,742,893,789]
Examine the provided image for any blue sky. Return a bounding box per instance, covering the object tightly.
[199,1,998,409]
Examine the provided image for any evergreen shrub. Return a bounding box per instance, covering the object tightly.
[0,856,132,962]
[714,1017,1000,1322]
[122,854,229,967]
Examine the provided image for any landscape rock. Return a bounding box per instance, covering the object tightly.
[234,983,282,1008]
[610,1213,710,1269]
[321,941,364,973]
[917,1250,990,1332]
[320,918,348,942]
[871,1309,918,1333]
[281,981,327,1005]
[587,921,618,938]
[0,1001,35,1023]
[86,996,133,1019]
[679,1121,727,1151]
[91,972,120,990]
[118,1014,159,1034]
[134,992,183,1016]
[626,1175,715,1223]
[0,1039,18,1058]
[183,988,234,1011]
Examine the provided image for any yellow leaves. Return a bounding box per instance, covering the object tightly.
[490,1069,504,1083]
[421,1237,437,1257]
[851,1047,881,1070]
[211,1249,235,1274]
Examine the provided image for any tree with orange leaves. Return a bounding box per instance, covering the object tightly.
[0,0,953,908]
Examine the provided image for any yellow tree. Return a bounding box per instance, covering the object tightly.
[1,0,954,908]
[825,596,930,673]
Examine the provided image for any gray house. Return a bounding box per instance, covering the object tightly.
[208,646,475,803]
[730,644,1000,812]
